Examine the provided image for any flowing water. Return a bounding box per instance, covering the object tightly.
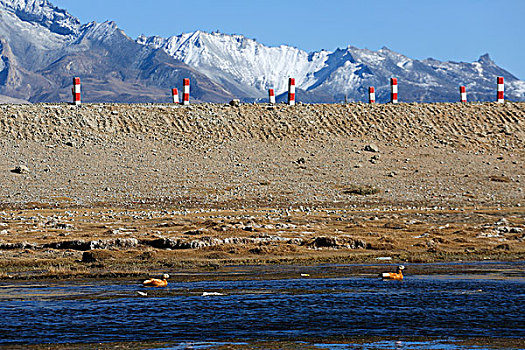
[0,262,524,349]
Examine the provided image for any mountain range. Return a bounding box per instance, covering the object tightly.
[1,0,524,104]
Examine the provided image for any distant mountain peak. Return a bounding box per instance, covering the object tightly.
[76,21,121,43]
[0,0,80,35]
[478,53,494,64]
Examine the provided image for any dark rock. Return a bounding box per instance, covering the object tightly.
[11,165,29,174]
[82,251,96,263]
[351,239,367,249]
[309,236,339,248]
[55,223,75,230]
[287,238,303,245]
[144,238,187,249]
[44,240,91,251]
[0,242,38,250]
[183,229,205,235]
[296,157,306,164]
[364,144,379,152]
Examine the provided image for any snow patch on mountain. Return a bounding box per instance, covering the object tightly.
[0,0,80,36]
[138,31,330,97]
[508,80,525,97]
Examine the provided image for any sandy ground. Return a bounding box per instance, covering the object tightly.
[0,102,523,279]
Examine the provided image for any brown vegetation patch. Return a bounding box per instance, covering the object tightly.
[342,185,381,196]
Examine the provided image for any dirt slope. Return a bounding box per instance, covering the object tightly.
[0,102,523,209]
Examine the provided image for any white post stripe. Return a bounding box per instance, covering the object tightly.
[497,77,504,103]
[72,77,81,105]
[183,78,190,105]
[269,89,276,104]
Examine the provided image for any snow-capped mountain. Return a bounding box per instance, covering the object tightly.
[1,0,524,103]
[138,31,330,98]
[0,0,80,36]
[139,31,525,103]
[0,0,233,103]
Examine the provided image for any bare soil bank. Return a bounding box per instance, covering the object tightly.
[0,102,523,278]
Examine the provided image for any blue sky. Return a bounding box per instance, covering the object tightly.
[53,0,525,79]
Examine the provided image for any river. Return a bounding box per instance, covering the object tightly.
[0,262,524,349]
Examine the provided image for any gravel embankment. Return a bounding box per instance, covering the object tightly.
[0,102,523,209]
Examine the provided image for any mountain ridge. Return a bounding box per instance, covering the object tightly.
[0,0,234,102]
[138,30,525,103]
[1,0,524,103]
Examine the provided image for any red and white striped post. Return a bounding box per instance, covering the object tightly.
[459,86,467,103]
[183,78,190,105]
[72,77,81,105]
[269,88,276,104]
[288,78,296,105]
[368,87,375,103]
[390,78,398,104]
[172,88,179,104]
[497,76,504,103]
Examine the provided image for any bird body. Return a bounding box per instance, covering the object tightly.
[143,273,169,287]
[381,265,405,280]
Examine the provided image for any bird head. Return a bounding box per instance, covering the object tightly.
[163,273,170,279]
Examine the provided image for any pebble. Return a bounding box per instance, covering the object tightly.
[11,165,29,174]
[364,143,380,153]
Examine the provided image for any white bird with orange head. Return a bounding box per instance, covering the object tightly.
[143,273,170,287]
[381,265,405,280]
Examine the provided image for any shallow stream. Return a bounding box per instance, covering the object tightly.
[0,262,524,349]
